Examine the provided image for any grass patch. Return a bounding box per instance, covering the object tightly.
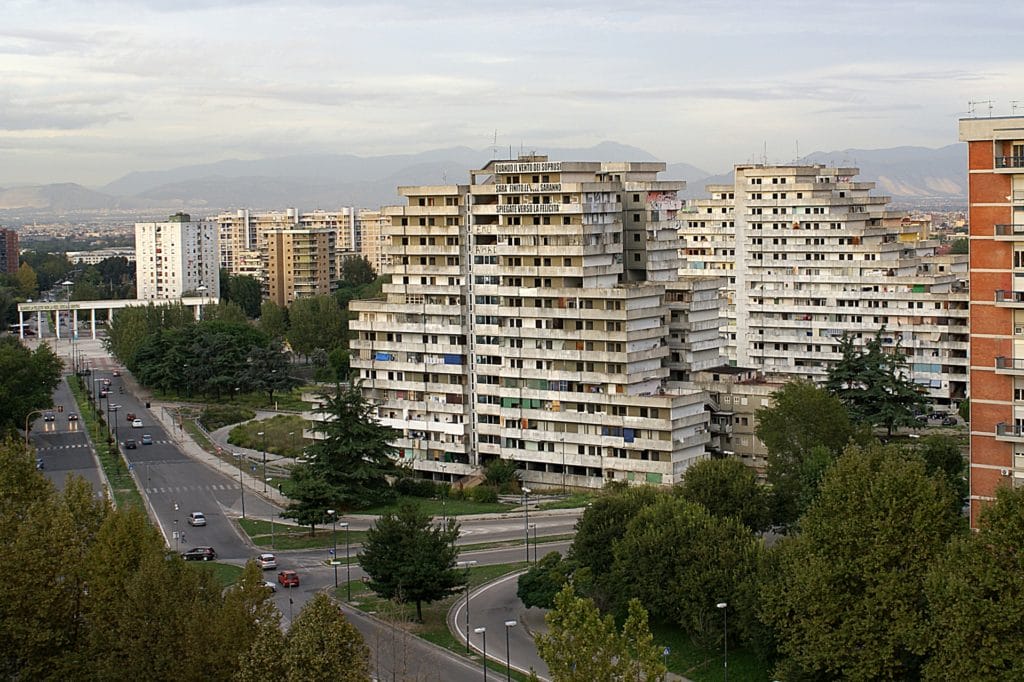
[239,517,368,550]
[190,561,245,588]
[182,419,219,455]
[460,534,576,553]
[342,562,532,680]
[361,495,515,517]
[152,386,312,412]
[537,492,595,510]
[651,622,771,682]
[228,414,310,458]
[67,377,144,510]
[199,404,256,431]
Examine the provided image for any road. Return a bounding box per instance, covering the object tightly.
[30,377,105,496]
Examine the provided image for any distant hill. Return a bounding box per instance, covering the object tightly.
[0,142,967,213]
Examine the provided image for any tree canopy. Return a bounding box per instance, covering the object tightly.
[517,551,577,610]
[675,456,770,532]
[359,502,464,622]
[758,442,964,680]
[287,295,345,359]
[0,337,62,437]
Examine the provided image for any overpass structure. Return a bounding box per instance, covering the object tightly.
[16,296,218,340]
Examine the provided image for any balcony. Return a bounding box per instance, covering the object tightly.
[996,422,1024,442]
[994,290,1024,307]
[994,224,1024,240]
[995,357,1024,375]
[995,156,1024,170]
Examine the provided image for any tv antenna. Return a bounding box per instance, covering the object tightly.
[492,130,498,159]
[1012,101,1021,115]
[968,100,994,117]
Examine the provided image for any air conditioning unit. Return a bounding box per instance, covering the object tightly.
[1016,326,1024,335]
[1001,468,1011,477]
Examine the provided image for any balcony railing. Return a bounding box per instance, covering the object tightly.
[994,290,1024,304]
[995,357,1024,373]
[994,224,1024,238]
[996,422,1024,440]
[995,156,1024,169]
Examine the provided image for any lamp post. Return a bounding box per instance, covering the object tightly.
[561,434,566,493]
[717,601,728,682]
[258,430,267,493]
[24,409,44,446]
[235,452,246,518]
[327,509,338,588]
[174,519,179,552]
[474,627,488,682]
[439,462,447,525]
[109,404,120,447]
[503,620,517,682]
[341,521,351,601]
[522,487,531,563]
[457,559,478,652]
[61,279,76,372]
[528,523,537,563]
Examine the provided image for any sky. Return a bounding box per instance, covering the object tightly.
[2,0,1023,187]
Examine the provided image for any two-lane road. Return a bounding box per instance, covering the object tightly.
[31,377,105,497]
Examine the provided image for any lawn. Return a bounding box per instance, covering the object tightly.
[150,385,313,412]
[651,621,771,681]
[537,492,595,510]
[228,414,310,458]
[238,517,368,551]
[191,562,245,588]
[361,495,515,517]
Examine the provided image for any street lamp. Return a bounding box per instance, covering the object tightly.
[504,620,518,682]
[561,434,566,493]
[528,523,537,563]
[109,404,120,448]
[717,601,728,682]
[522,487,532,563]
[439,462,447,525]
[61,279,76,372]
[174,519,179,552]
[457,559,478,652]
[258,430,267,493]
[24,409,44,446]
[327,509,338,588]
[474,627,488,682]
[341,521,351,601]
[234,452,246,518]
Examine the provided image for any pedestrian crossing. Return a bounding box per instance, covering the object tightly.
[35,443,90,452]
[146,483,240,494]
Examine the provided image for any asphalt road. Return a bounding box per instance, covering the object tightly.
[31,377,105,497]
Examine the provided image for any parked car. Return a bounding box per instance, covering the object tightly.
[263,580,277,593]
[132,419,143,428]
[43,413,55,422]
[67,413,79,421]
[141,434,153,445]
[124,439,138,449]
[277,570,300,587]
[188,512,207,527]
[942,416,959,426]
[256,553,277,570]
[182,547,217,561]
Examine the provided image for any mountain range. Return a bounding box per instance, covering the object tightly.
[0,142,967,214]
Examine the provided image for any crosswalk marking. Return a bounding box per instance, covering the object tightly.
[145,483,242,495]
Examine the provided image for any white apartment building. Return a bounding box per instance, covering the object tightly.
[349,156,712,490]
[679,165,969,407]
[135,213,219,300]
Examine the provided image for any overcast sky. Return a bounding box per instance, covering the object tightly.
[2,0,1022,186]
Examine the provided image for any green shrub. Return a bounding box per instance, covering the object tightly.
[394,476,438,498]
[449,486,467,501]
[483,458,521,493]
[469,486,499,504]
[199,405,256,431]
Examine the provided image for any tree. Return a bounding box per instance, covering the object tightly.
[517,551,577,609]
[914,434,968,513]
[105,303,194,370]
[949,237,968,254]
[925,486,1024,679]
[825,330,927,435]
[286,382,398,514]
[340,255,376,288]
[610,494,762,647]
[359,502,464,622]
[288,295,345,359]
[755,379,865,527]
[226,274,262,319]
[259,300,289,340]
[535,585,666,682]
[243,344,300,405]
[15,262,38,297]
[483,457,520,492]
[282,593,369,682]
[0,337,63,437]
[202,300,249,324]
[758,443,964,680]
[675,456,770,531]
[280,464,337,532]
[958,397,970,423]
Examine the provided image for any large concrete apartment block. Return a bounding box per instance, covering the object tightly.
[263,228,337,307]
[680,164,969,408]
[959,116,1024,524]
[0,228,19,274]
[135,213,219,300]
[349,156,714,490]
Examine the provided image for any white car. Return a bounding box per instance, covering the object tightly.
[263,580,277,593]
[188,511,207,527]
[256,553,277,570]
[132,418,143,428]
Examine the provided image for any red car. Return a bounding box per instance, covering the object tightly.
[277,570,300,587]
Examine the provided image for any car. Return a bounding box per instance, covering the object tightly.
[124,439,137,449]
[188,512,207,527]
[101,378,111,387]
[132,419,143,428]
[263,580,277,593]
[126,412,136,421]
[67,413,79,421]
[43,413,55,422]
[181,546,217,561]
[942,416,959,426]
[112,369,121,377]
[35,457,44,470]
[141,434,153,445]
[277,570,300,587]
[255,553,277,570]
[99,389,108,398]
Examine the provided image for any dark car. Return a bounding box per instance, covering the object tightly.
[182,547,217,561]
[35,457,44,470]
[124,439,138,449]
[43,413,55,422]
[67,413,79,421]
[942,416,958,426]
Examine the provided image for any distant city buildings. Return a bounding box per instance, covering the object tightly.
[66,247,136,265]
[263,227,337,307]
[959,115,1024,525]
[135,213,219,300]
[0,228,19,274]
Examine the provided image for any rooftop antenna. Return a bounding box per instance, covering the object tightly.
[795,140,800,163]
[1012,101,1021,115]
[762,141,767,166]
[968,100,994,117]
[492,130,498,159]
